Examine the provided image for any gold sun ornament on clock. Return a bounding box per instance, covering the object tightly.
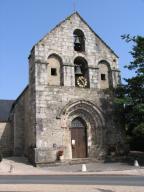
[77,76,87,88]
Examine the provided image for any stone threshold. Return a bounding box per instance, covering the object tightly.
[36,158,102,167]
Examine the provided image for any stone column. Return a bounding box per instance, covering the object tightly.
[111,69,121,88]
[63,64,75,87]
[89,67,99,88]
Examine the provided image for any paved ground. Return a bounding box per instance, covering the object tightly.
[0,157,144,192]
[0,184,144,192]
[0,156,144,176]
[41,161,139,172]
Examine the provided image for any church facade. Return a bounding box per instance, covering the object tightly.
[0,12,126,165]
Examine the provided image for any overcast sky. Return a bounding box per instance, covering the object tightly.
[0,0,144,99]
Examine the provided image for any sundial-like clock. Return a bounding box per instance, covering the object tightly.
[77,76,87,88]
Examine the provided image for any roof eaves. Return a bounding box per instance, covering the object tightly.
[11,85,29,112]
[0,100,14,122]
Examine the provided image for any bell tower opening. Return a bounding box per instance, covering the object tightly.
[73,29,85,52]
[74,57,89,88]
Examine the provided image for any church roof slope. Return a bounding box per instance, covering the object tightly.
[0,100,14,122]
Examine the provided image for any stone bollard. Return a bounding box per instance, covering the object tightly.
[134,160,139,167]
[9,164,14,173]
[81,164,87,172]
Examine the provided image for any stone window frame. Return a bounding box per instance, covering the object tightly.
[51,68,57,76]
[48,54,64,86]
[98,60,113,88]
[101,74,106,81]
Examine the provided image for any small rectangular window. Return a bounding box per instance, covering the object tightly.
[101,74,106,80]
[51,68,57,76]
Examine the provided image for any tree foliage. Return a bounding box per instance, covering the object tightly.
[116,35,144,151]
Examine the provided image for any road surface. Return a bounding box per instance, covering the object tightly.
[0,175,144,186]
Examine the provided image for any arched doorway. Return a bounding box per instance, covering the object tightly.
[70,117,87,158]
[58,100,105,159]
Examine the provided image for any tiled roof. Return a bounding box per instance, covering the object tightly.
[0,100,14,122]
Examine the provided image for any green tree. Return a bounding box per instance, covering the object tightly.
[116,35,144,151]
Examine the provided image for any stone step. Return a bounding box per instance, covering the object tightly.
[37,158,103,167]
[68,158,101,165]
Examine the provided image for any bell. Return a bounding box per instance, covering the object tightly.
[75,65,82,75]
[74,36,81,45]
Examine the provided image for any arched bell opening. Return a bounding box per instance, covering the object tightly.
[74,57,89,88]
[73,29,85,52]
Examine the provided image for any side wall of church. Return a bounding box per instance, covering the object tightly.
[0,122,13,156]
[11,87,35,157]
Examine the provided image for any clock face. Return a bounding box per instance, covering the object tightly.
[77,76,87,88]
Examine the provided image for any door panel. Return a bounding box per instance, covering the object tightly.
[71,127,87,158]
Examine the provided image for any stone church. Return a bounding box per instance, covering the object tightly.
[0,12,125,165]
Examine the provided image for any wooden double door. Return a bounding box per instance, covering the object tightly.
[71,117,87,158]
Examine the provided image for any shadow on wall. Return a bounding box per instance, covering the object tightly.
[5,156,31,165]
[99,94,128,157]
[0,122,13,157]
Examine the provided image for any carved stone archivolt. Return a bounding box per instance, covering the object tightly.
[58,100,105,147]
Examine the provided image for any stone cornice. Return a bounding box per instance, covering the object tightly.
[111,69,120,72]
[88,66,99,69]
[34,60,48,65]
[63,64,74,67]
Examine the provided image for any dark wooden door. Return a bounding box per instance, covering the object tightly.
[71,118,87,158]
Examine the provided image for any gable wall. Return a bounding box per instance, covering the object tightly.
[34,13,120,89]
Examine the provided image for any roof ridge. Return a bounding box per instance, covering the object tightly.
[34,12,77,48]
[0,99,14,101]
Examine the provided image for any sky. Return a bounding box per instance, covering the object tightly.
[0,0,144,99]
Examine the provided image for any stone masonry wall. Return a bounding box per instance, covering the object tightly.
[28,12,123,164]
[11,87,35,157]
[0,122,13,156]
[34,86,122,163]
